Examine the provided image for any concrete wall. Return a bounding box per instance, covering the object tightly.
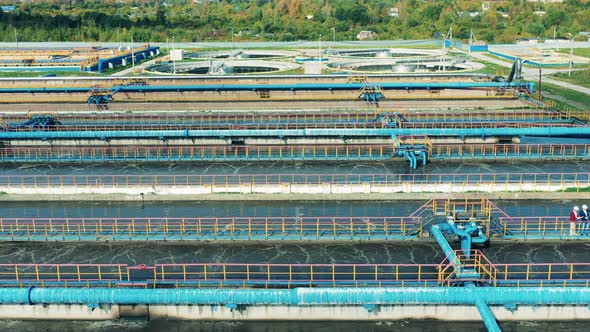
[0,182,585,196]
[0,304,588,322]
[2,185,590,201]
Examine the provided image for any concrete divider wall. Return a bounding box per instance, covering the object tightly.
[0,182,584,196]
[1,182,589,201]
[0,304,588,321]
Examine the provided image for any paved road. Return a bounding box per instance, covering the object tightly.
[469,52,590,95]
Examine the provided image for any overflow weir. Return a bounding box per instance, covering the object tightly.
[0,72,589,331]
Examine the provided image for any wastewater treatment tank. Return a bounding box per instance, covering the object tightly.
[185,50,298,60]
[146,60,300,75]
[327,59,484,74]
[327,48,444,60]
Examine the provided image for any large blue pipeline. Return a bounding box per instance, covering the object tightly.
[468,284,501,332]
[1,127,589,140]
[431,219,495,329]
[0,81,531,94]
[0,287,588,306]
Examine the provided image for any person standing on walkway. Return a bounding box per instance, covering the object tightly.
[569,206,580,236]
[581,205,589,236]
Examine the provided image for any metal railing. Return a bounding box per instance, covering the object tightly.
[0,264,126,287]
[1,112,383,131]
[1,259,588,289]
[498,216,590,237]
[399,122,579,129]
[437,250,590,287]
[493,262,590,287]
[401,110,572,123]
[155,263,440,288]
[0,262,441,288]
[2,144,588,163]
[0,216,422,241]
[438,250,498,286]
[432,143,590,159]
[0,144,396,162]
[0,172,588,191]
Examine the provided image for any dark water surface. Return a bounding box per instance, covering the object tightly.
[0,240,587,266]
[1,160,588,176]
[0,179,588,330]
[0,199,587,266]
[0,199,577,220]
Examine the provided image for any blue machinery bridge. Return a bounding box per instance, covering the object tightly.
[0,81,533,95]
[1,106,589,168]
[0,109,581,131]
[0,77,534,105]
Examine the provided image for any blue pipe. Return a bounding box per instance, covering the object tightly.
[432,218,488,259]
[474,296,502,332]
[410,152,417,169]
[451,222,481,258]
[0,82,530,94]
[409,151,418,169]
[400,151,415,169]
[430,225,456,259]
[465,283,501,332]
[430,225,460,270]
[420,151,428,166]
[1,287,589,306]
[2,127,589,140]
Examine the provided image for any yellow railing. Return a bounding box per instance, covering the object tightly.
[0,264,126,284]
[156,263,440,286]
[0,263,441,288]
[499,216,584,237]
[394,135,433,158]
[435,198,492,236]
[399,110,571,123]
[1,112,382,131]
[0,144,396,161]
[0,172,589,194]
[432,143,590,159]
[437,250,498,286]
[494,263,590,286]
[0,217,421,240]
[439,197,491,218]
[2,260,589,288]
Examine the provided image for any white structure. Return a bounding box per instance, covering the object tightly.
[388,7,399,17]
[170,49,184,61]
[357,31,377,40]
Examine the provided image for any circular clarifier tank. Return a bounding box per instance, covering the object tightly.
[146,60,301,75]
[327,58,484,74]
[327,48,444,60]
[185,50,299,60]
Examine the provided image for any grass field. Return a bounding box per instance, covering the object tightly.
[551,69,590,89]
[559,48,590,58]
[540,82,589,111]
[472,59,510,76]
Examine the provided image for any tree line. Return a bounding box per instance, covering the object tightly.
[0,0,588,44]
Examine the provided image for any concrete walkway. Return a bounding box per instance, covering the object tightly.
[469,52,590,95]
